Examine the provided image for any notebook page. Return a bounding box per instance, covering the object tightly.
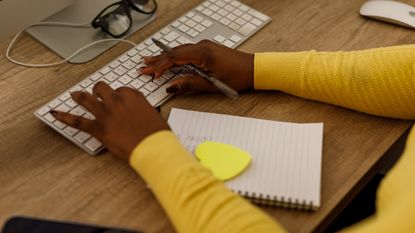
[167,108,323,208]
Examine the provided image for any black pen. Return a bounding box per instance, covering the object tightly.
[151,38,239,100]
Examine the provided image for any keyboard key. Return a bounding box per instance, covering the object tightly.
[196,6,204,12]
[252,18,263,26]
[37,106,50,116]
[70,106,86,116]
[144,82,159,92]
[239,4,249,12]
[86,86,93,94]
[128,69,140,79]
[228,22,240,30]
[248,9,269,21]
[135,43,146,51]
[80,78,93,88]
[214,35,226,43]
[220,18,231,26]
[130,79,145,90]
[211,13,222,21]
[53,120,66,130]
[193,15,204,23]
[109,60,121,69]
[139,74,152,83]
[179,16,188,23]
[139,88,151,97]
[163,70,176,79]
[202,19,213,28]
[218,9,228,16]
[169,41,180,48]
[185,19,197,28]
[55,104,71,113]
[118,55,130,63]
[147,83,173,106]
[186,11,195,18]
[64,126,79,136]
[110,81,124,90]
[225,5,235,12]
[59,92,71,101]
[154,77,168,86]
[231,1,241,7]
[238,22,256,36]
[70,85,83,92]
[230,35,242,43]
[164,31,180,42]
[223,40,235,48]
[160,27,171,35]
[233,9,243,16]
[209,4,219,12]
[194,24,206,32]
[235,18,246,26]
[226,13,237,21]
[65,99,78,108]
[44,113,55,123]
[139,49,152,57]
[242,13,252,21]
[178,24,190,33]
[130,54,142,64]
[89,73,102,81]
[202,9,213,16]
[48,99,62,109]
[74,131,91,143]
[84,137,102,152]
[202,2,211,7]
[148,44,160,53]
[171,20,180,28]
[122,60,136,70]
[105,72,119,82]
[119,75,133,85]
[216,1,226,7]
[145,39,153,45]
[127,49,139,57]
[100,67,112,75]
[176,36,192,45]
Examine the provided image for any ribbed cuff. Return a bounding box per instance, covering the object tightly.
[254,52,311,93]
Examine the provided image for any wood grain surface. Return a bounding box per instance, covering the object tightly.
[0,0,414,232]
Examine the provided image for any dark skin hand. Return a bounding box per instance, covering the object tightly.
[51,41,254,161]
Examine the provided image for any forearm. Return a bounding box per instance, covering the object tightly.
[130,131,285,233]
[254,45,415,119]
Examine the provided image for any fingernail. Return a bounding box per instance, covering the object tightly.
[166,85,179,93]
[49,110,57,116]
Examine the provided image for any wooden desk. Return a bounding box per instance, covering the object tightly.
[0,0,414,232]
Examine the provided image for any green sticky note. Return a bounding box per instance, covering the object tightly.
[195,141,252,181]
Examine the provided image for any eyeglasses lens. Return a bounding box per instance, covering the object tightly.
[101,5,132,37]
[130,0,157,13]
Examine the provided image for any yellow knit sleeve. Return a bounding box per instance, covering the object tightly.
[130,130,285,233]
[254,45,415,119]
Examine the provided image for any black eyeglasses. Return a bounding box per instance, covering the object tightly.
[91,0,157,38]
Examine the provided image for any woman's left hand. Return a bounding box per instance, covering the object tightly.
[51,81,170,161]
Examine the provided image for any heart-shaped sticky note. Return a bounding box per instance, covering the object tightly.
[195,141,252,181]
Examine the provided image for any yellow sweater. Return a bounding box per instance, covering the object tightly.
[130,45,415,233]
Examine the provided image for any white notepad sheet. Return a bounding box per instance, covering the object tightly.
[167,108,324,209]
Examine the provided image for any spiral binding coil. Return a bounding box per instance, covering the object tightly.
[235,190,317,211]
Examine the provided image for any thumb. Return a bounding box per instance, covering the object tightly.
[165,75,218,94]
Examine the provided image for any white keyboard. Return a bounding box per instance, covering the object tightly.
[35,0,271,155]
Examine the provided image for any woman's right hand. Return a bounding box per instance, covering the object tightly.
[141,40,254,94]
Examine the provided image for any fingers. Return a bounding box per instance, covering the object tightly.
[143,41,213,78]
[51,110,98,135]
[92,81,118,105]
[165,75,216,94]
[70,91,105,117]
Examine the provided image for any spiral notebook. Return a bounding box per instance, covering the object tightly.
[167,108,324,210]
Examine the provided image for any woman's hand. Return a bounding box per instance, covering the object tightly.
[142,40,254,94]
[50,82,169,161]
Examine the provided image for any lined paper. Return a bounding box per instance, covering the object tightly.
[168,108,323,209]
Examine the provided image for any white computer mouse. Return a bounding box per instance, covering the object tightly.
[360,0,415,29]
